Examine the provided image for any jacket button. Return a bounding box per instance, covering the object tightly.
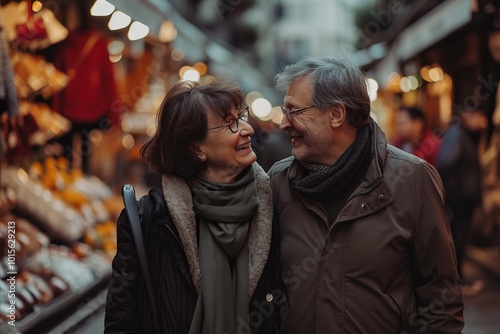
[266,293,273,302]
[379,194,385,201]
[361,203,368,209]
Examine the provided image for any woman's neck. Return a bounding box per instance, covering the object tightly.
[199,167,245,183]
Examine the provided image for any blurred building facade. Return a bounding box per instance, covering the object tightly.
[257,0,373,84]
[350,0,499,135]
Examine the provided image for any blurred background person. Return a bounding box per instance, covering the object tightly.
[258,128,292,172]
[481,24,500,237]
[437,108,489,295]
[394,106,441,166]
[250,117,292,172]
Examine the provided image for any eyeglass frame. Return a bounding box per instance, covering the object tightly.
[207,106,250,133]
[280,105,316,121]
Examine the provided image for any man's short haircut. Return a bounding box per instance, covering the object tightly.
[274,54,371,128]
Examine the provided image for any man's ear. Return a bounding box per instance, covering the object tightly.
[329,104,346,128]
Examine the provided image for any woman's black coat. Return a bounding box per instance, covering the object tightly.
[105,182,283,333]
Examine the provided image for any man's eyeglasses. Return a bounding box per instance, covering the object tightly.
[280,105,316,121]
[208,106,250,133]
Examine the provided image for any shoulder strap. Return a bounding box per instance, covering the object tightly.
[122,184,161,334]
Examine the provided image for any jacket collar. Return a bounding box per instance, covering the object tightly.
[161,163,273,298]
[362,120,387,186]
[288,120,387,186]
[334,121,394,223]
[287,120,394,224]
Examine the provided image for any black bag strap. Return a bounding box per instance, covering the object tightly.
[122,184,161,334]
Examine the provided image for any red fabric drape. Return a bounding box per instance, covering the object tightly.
[52,29,119,126]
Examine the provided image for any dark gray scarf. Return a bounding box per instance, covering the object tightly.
[188,165,258,334]
[295,123,372,223]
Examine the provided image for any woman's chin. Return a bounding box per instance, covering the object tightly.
[245,152,257,165]
[235,153,257,170]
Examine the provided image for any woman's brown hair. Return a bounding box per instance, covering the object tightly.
[141,78,244,178]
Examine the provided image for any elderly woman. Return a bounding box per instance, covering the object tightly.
[104,78,282,334]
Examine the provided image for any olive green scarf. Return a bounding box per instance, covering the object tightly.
[188,165,258,334]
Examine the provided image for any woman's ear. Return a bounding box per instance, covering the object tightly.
[329,104,346,128]
[194,142,207,162]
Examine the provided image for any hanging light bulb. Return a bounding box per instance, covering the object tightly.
[90,0,115,17]
[399,77,410,93]
[251,98,273,119]
[182,69,201,82]
[158,20,177,43]
[193,62,208,76]
[32,0,43,12]
[108,40,125,55]
[245,91,263,109]
[428,66,444,82]
[127,21,150,41]
[171,48,185,61]
[108,11,131,30]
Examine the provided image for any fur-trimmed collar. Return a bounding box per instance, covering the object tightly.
[161,163,273,298]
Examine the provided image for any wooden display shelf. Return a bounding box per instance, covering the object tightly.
[0,271,110,334]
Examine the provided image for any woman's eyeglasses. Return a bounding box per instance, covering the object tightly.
[208,106,250,133]
[280,105,316,121]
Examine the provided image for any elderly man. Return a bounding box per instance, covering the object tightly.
[269,55,464,333]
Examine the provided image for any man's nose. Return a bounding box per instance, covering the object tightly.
[280,114,292,130]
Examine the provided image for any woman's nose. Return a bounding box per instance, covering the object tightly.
[240,120,254,136]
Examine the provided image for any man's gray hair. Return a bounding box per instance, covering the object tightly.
[274,54,371,128]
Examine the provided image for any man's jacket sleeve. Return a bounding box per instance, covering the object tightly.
[411,162,464,333]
